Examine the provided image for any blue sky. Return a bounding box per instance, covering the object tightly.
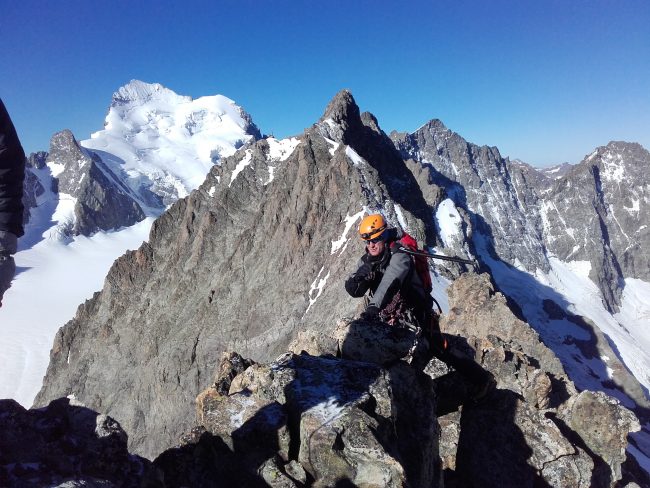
[2,0,649,166]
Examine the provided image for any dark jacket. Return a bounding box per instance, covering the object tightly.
[345,229,432,319]
[0,99,25,237]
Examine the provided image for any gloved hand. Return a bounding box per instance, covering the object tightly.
[357,261,376,283]
[0,232,18,306]
[360,305,380,322]
[345,260,377,298]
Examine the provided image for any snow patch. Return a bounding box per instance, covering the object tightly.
[345,146,365,166]
[563,260,592,280]
[601,153,625,183]
[229,150,253,187]
[306,396,346,421]
[46,194,77,241]
[430,272,451,314]
[265,166,276,185]
[267,137,300,161]
[228,395,258,429]
[208,186,216,197]
[306,267,330,313]
[394,204,408,230]
[331,210,365,255]
[435,199,463,247]
[48,161,65,178]
[66,394,85,407]
[324,138,340,156]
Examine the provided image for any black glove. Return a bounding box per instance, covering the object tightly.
[357,256,377,278]
[360,305,380,321]
[345,261,376,297]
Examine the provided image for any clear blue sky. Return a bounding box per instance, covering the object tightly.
[2,0,649,166]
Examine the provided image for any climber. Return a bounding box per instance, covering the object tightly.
[344,213,495,402]
[0,98,25,307]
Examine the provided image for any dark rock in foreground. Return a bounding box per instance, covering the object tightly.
[0,397,153,487]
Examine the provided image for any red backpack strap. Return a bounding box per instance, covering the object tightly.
[398,233,418,250]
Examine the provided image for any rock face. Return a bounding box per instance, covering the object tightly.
[46,129,146,236]
[541,142,650,310]
[35,91,445,458]
[391,120,548,273]
[22,152,47,226]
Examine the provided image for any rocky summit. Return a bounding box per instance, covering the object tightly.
[29,90,650,485]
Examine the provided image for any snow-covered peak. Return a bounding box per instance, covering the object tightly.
[576,141,649,186]
[111,80,190,107]
[83,81,260,208]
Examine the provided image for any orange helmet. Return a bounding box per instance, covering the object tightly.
[359,214,387,241]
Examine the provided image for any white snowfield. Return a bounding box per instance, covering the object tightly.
[1,218,154,406]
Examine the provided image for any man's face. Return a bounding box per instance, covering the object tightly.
[366,238,385,257]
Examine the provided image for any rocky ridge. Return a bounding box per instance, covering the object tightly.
[6,273,647,487]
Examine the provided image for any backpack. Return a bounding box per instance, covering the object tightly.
[391,232,433,294]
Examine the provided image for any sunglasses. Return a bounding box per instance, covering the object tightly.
[365,235,384,244]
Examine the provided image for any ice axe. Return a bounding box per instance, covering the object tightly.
[396,247,478,267]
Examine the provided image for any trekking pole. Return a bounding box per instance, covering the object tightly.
[397,247,478,266]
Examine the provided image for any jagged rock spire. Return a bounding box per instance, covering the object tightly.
[320,89,360,124]
[315,89,364,143]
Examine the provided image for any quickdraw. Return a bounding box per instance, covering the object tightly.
[393,308,422,365]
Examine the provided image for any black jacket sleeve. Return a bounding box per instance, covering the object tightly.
[345,257,375,297]
[0,99,26,237]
